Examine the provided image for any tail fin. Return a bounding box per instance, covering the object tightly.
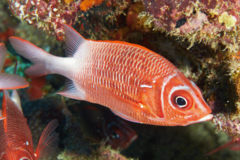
[0,43,29,89]
[35,119,59,159]
[9,37,54,77]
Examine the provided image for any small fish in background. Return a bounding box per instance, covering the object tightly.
[27,76,47,100]
[0,43,29,90]
[206,138,240,156]
[0,28,14,42]
[69,103,137,150]
[0,90,59,160]
[3,53,15,68]
[10,24,212,126]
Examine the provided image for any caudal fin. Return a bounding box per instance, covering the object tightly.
[35,119,59,159]
[9,37,54,77]
[0,43,29,89]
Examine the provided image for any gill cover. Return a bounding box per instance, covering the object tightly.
[141,70,212,126]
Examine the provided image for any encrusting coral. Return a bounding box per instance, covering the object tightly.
[141,0,240,52]
[8,0,81,40]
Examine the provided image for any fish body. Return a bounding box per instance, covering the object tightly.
[70,103,137,150]
[0,90,58,160]
[0,43,29,90]
[10,24,212,126]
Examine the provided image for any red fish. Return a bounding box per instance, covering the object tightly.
[72,103,137,150]
[0,43,29,90]
[0,28,14,42]
[206,138,240,156]
[27,76,47,100]
[9,24,212,126]
[0,90,58,160]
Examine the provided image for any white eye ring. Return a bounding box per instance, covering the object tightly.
[20,157,30,160]
[175,96,187,108]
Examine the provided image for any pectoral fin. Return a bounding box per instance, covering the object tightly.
[35,119,59,159]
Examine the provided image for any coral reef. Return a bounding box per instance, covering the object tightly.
[8,0,81,40]
[141,0,240,52]
[7,0,131,41]
[212,54,240,139]
[80,0,106,11]
[4,0,240,159]
[75,0,131,40]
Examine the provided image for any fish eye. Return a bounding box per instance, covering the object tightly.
[110,129,120,139]
[175,96,187,108]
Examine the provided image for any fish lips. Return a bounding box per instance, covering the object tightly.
[184,114,213,126]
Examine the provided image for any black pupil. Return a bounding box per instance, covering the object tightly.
[176,97,186,106]
[110,130,119,139]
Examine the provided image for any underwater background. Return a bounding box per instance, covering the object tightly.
[1,0,240,159]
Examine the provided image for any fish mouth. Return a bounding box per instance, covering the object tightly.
[184,114,213,126]
[196,114,213,122]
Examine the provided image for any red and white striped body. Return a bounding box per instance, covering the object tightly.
[75,41,176,102]
[0,90,58,160]
[10,24,212,126]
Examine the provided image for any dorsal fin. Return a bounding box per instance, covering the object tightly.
[0,43,7,71]
[63,24,86,57]
[11,90,22,113]
[1,90,33,150]
[0,109,4,120]
[35,119,59,159]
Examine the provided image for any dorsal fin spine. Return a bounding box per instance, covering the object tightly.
[63,24,86,57]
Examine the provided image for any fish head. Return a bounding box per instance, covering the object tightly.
[1,148,35,160]
[142,70,212,126]
[157,70,212,126]
[102,117,138,150]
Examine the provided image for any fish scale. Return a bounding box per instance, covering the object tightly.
[0,91,59,159]
[77,41,176,104]
[0,91,34,157]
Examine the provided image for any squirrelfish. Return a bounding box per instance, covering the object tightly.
[0,90,58,160]
[10,24,212,126]
[0,43,28,90]
[71,103,137,150]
